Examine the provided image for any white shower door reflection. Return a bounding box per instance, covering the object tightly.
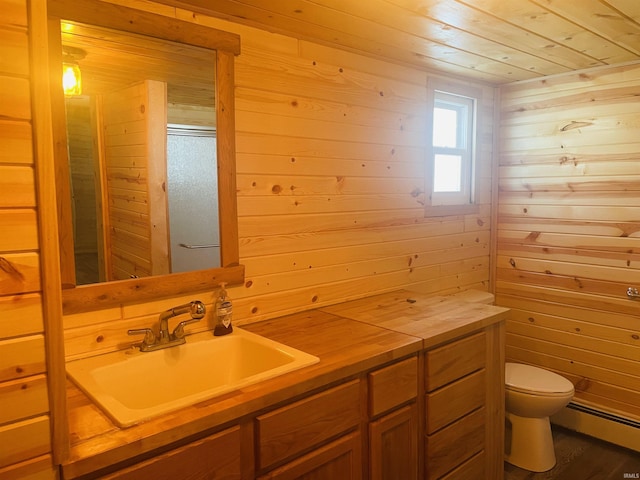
[167,126,220,273]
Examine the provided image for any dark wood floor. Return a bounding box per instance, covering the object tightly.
[505,426,640,480]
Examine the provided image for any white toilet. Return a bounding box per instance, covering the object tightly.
[505,362,574,472]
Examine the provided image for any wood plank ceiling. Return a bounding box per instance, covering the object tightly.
[157,0,640,85]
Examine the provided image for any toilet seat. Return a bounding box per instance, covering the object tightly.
[506,363,574,396]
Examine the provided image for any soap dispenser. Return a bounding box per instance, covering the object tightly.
[214,282,233,336]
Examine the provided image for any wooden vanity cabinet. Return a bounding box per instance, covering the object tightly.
[423,329,503,480]
[64,299,505,480]
[367,356,419,480]
[257,431,362,480]
[256,379,362,479]
[99,425,242,480]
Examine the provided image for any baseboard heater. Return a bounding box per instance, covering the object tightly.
[566,402,640,429]
[554,401,640,452]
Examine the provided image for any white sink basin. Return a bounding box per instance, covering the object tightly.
[66,328,319,427]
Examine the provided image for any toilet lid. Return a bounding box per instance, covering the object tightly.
[505,363,574,395]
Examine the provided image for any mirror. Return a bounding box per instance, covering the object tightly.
[48,0,244,313]
[62,21,220,285]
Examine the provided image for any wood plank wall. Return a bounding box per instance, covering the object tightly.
[100,80,170,280]
[65,97,98,257]
[498,63,640,422]
[61,1,497,361]
[0,0,57,478]
[232,29,496,320]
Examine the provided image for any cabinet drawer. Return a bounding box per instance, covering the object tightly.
[440,451,485,480]
[258,431,362,480]
[101,426,241,480]
[426,369,485,434]
[425,408,485,480]
[257,380,361,471]
[368,356,417,417]
[425,332,485,391]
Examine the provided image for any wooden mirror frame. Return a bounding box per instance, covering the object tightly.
[48,0,244,314]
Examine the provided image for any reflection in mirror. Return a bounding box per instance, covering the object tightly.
[48,0,243,313]
[61,22,219,284]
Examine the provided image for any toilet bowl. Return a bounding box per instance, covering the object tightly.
[505,362,574,472]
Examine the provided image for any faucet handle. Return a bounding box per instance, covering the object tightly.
[128,328,156,346]
[173,319,200,339]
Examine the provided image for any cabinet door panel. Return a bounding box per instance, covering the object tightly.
[425,408,485,480]
[440,451,485,480]
[101,426,241,480]
[257,380,361,471]
[370,403,418,480]
[368,356,417,417]
[258,432,361,480]
[425,332,485,391]
[426,369,485,434]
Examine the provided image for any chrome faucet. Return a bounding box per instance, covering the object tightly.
[128,300,206,352]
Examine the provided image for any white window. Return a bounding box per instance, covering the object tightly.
[425,80,479,215]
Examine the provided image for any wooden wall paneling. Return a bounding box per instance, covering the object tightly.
[0,375,49,425]
[101,81,156,280]
[507,325,639,379]
[0,416,51,469]
[0,210,39,252]
[0,166,37,207]
[241,230,490,278]
[0,293,44,338]
[0,0,57,475]
[44,0,494,399]
[498,62,640,422]
[0,334,46,383]
[2,0,27,27]
[65,97,98,255]
[0,120,33,164]
[145,80,170,276]
[0,77,31,119]
[0,253,41,295]
[496,282,640,317]
[92,96,112,282]
[233,35,495,314]
[499,294,640,337]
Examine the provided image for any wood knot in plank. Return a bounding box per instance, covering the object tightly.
[560,121,593,131]
[525,231,541,242]
[0,257,25,282]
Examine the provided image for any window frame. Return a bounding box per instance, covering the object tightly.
[424,79,481,216]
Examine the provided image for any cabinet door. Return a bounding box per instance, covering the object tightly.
[258,431,361,480]
[101,426,241,480]
[369,403,418,480]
